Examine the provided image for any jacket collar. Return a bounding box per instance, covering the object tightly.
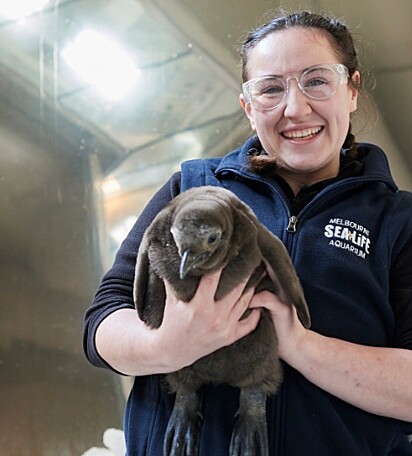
[215,135,398,192]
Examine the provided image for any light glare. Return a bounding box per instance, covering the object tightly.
[0,0,50,20]
[62,30,141,101]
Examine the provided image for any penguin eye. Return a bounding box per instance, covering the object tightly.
[208,234,217,245]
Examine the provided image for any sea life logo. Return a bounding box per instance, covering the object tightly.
[324,218,371,259]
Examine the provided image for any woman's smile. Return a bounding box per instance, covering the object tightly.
[281,125,324,141]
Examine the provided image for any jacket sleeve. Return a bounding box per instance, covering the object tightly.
[390,232,412,350]
[83,173,181,370]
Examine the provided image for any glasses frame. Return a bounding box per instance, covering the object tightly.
[242,63,349,111]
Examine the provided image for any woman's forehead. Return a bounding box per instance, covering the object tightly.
[245,28,339,77]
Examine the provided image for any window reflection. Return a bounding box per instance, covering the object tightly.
[0,0,248,454]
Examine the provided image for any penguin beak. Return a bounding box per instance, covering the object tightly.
[179,249,207,279]
[179,249,190,279]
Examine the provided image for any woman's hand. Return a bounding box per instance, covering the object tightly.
[249,289,308,363]
[157,270,262,371]
[96,269,261,376]
[249,290,412,422]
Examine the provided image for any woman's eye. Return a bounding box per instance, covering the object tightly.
[262,85,284,94]
[258,82,284,95]
[305,78,327,87]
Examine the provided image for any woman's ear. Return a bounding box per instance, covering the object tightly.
[239,94,256,130]
[349,71,361,113]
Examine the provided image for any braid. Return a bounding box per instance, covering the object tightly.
[342,126,358,158]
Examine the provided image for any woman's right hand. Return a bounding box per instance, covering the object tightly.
[95,270,261,376]
[157,270,262,371]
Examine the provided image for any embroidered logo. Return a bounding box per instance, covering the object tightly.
[324,218,371,259]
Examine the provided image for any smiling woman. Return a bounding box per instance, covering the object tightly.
[240,26,360,191]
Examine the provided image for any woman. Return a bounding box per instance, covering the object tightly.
[84,11,412,455]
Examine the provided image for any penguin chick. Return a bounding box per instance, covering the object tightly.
[133,186,310,456]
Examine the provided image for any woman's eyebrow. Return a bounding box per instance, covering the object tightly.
[259,65,319,80]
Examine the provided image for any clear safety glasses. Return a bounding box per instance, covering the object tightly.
[242,63,349,111]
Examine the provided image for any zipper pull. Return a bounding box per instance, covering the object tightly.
[286,215,298,233]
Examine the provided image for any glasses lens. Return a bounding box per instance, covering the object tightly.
[300,66,340,100]
[247,77,285,110]
[244,65,346,110]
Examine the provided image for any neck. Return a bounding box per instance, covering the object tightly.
[276,167,339,195]
[247,153,340,195]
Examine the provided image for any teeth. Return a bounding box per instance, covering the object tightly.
[283,127,322,139]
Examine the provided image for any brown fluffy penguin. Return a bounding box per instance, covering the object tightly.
[133,186,311,456]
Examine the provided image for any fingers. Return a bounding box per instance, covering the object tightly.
[167,268,249,307]
[201,271,256,323]
[196,269,222,300]
[228,284,255,321]
[222,273,252,301]
[234,308,261,341]
[222,283,262,344]
[164,270,260,350]
[248,290,282,310]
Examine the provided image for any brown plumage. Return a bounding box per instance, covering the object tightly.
[133,186,310,456]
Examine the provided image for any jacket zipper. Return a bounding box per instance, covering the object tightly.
[286,215,298,233]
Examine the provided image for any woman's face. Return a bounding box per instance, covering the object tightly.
[240,28,359,189]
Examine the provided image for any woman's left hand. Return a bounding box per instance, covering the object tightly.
[248,290,412,422]
[249,289,307,363]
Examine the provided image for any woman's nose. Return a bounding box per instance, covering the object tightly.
[282,79,312,118]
